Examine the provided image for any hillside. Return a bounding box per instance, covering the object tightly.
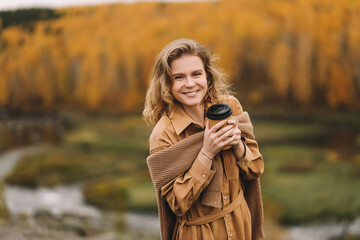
[1,0,360,113]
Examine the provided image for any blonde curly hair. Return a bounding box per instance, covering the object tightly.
[143,38,230,125]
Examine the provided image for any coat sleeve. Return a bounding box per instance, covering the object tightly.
[160,158,216,216]
[226,96,264,181]
[236,137,264,180]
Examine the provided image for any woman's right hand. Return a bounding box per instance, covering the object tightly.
[201,120,238,159]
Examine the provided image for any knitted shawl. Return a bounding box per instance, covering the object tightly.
[147,112,264,240]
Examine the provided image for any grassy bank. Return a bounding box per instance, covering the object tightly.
[5,111,360,225]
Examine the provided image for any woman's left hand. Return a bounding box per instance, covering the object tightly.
[226,119,241,145]
[227,119,245,157]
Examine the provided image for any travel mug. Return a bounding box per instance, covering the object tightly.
[206,104,233,150]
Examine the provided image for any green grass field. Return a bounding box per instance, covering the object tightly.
[5,111,360,225]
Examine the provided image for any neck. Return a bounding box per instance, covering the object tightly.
[183,104,205,127]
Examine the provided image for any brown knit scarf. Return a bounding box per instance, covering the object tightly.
[147,112,264,240]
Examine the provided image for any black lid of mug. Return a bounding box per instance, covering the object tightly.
[206,104,233,120]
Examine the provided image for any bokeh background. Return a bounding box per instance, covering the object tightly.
[0,0,360,239]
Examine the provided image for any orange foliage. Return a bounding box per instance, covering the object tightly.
[0,0,359,112]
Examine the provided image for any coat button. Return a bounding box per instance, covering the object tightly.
[225,214,229,218]
[229,233,233,238]
[241,161,246,166]
[201,174,206,179]
[224,196,228,200]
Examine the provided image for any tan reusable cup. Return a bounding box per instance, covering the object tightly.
[206,104,233,150]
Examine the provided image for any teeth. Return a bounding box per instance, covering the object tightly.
[185,90,198,96]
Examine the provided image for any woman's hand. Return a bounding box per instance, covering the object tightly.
[201,119,241,159]
[227,119,245,159]
[226,119,242,146]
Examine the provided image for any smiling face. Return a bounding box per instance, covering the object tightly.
[170,54,208,113]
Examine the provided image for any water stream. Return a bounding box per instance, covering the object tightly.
[5,184,101,218]
[285,218,360,240]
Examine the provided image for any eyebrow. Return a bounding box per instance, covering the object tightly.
[172,69,204,76]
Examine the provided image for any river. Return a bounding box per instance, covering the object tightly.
[1,146,359,240]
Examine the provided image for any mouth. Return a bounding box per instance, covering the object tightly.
[183,90,200,96]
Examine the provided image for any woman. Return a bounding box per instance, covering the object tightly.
[144,38,264,240]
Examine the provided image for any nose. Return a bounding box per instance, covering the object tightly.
[184,76,195,87]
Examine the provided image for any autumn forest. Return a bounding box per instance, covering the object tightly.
[1,0,360,113]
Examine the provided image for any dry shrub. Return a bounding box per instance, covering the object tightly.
[0,178,10,221]
[82,177,130,211]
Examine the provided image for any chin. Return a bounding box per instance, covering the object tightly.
[181,99,203,107]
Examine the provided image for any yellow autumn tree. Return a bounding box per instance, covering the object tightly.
[0,0,359,112]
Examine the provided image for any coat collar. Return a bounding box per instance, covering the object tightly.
[169,103,196,136]
[168,100,216,136]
